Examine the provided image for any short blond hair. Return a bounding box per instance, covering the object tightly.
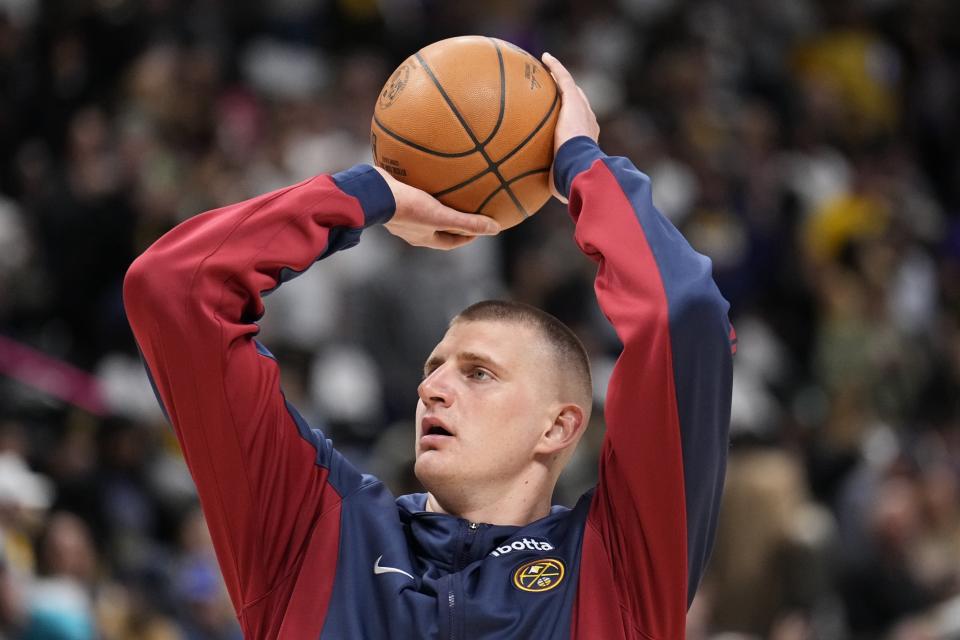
[453,300,593,412]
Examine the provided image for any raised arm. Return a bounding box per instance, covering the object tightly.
[543,56,733,639]
[123,165,496,635]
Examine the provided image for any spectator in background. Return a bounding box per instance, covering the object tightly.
[24,512,97,640]
[702,447,838,638]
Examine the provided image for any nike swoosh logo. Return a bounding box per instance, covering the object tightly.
[374,555,415,580]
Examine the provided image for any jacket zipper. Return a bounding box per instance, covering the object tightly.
[462,521,480,566]
[447,586,456,640]
[449,521,480,640]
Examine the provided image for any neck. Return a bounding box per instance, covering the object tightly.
[423,468,555,526]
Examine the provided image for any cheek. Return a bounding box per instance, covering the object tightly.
[456,384,544,445]
[472,393,546,448]
[483,385,533,416]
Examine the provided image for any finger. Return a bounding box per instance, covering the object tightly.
[425,200,500,236]
[433,232,478,250]
[541,53,577,95]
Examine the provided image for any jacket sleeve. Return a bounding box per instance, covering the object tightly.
[556,138,734,638]
[122,165,395,632]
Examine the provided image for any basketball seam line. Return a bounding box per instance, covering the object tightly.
[414,50,526,218]
[429,88,559,199]
[431,168,493,198]
[372,115,477,158]
[494,89,559,171]
[480,38,507,147]
[477,167,550,214]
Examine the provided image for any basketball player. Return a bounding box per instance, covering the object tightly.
[123,53,733,639]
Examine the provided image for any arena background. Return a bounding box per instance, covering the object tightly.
[1,0,959,637]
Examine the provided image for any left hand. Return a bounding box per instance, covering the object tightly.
[376,168,501,250]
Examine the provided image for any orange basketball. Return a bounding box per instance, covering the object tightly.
[371,36,559,229]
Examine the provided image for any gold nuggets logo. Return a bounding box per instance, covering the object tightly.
[512,558,565,593]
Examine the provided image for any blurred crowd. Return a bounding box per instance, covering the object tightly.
[1,0,959,637]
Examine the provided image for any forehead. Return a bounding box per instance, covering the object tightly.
[428,319,549,367]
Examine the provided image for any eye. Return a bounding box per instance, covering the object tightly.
[468,367,492,381]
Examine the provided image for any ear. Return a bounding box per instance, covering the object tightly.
[535,403,586,456]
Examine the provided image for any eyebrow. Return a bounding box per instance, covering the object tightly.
[423,351,504,376]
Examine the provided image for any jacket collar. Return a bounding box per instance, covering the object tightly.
[396,493,521,573]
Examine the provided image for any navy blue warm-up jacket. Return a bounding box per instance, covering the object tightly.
[123,137,735,639]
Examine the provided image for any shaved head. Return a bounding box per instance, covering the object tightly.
[452,300,593,421]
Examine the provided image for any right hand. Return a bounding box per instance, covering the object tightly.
[541,53,600,203]
[376,168,501,250]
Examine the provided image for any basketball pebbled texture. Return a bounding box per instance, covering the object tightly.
[371,36,559,229]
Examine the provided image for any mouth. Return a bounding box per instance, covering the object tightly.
[426,425,453,437]
[420,417,455,448]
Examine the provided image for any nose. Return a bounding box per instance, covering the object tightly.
[418,368,452,408]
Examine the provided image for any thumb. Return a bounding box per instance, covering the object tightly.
[426,198,501,236]
[541,53,576,96]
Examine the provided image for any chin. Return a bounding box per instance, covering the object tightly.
[414,451,457,493]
